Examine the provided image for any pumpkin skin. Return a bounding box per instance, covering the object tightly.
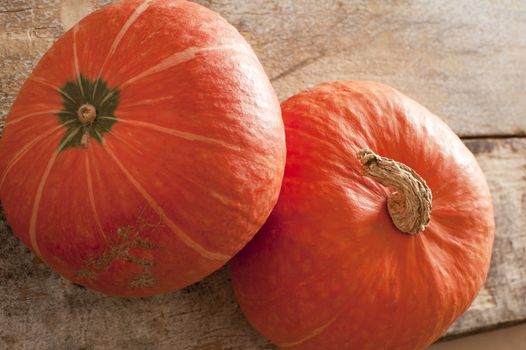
[0,0,285,297]
[230,81,494,350]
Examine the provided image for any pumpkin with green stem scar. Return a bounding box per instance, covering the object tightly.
[0,0,285,297]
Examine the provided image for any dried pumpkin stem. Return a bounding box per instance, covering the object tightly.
[77,103,97,125]
[357,149,432,234]
[77,104,96,148]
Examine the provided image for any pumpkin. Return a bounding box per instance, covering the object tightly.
[0,0,285,297]
[230,81,494,349]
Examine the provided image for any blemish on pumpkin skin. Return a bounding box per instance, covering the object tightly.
[76,211,162,288]
[129,270,157,289]
[76,269,96,279]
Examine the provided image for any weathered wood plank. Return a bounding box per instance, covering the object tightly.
[1,138,524,349]
[1,1,525,349]
[447,138,526,336]
[210,0,526,137]
[1,1,525,136]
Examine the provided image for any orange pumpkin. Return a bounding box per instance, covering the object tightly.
[0,0,285,296]
[231,81,494,349]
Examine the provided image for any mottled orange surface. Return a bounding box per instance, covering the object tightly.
[0,0,285,296]
[231,81,495,350]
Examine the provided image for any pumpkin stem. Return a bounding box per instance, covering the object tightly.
[357,149,432,234]
[77,104,97,125]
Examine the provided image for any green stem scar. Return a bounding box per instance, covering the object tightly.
[56,75,119,152]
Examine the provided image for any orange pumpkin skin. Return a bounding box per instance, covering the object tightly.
[0,0,285,296]
[231,81,494,350]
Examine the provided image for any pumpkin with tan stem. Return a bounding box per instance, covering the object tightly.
[0,0,285,296]
[231,81,494,350]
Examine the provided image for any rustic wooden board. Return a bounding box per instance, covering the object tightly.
[1,138,525,349]
[448,138,526,336]
[1,0,525,349]
[1,0,525,136]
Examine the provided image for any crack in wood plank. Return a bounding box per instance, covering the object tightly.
[270,53,325,82]
[0,8,33,14]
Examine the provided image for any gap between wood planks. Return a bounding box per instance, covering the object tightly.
[461,134,526,140]
[439,319,526,343]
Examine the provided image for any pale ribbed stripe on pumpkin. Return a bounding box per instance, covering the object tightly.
[104,126,257,232]
[104,145,230,261]
[97,0,155,80]
[102,117,242,152]
[29,127,82,257]
[72,23,86,98]
[104,122,257,224]
[279,316,338,349]
[5,110,60,127]
[84,152,107,242]
[107,118,262,225]
[102,126,145,155]
[119,45,258,89]
[177,171,252,219]
[29,153,57,257]
[28,75,60,91]
[122,95,174,108]
[0,123,69,189]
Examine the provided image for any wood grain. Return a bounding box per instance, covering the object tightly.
[1,0,525,136]
[204,0,526,138]
[448,138,526,336]
[1,138,524,349]
[0,0,525,349]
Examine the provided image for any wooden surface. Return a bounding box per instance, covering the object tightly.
[431,323,526,350]
[0,0,525,349]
